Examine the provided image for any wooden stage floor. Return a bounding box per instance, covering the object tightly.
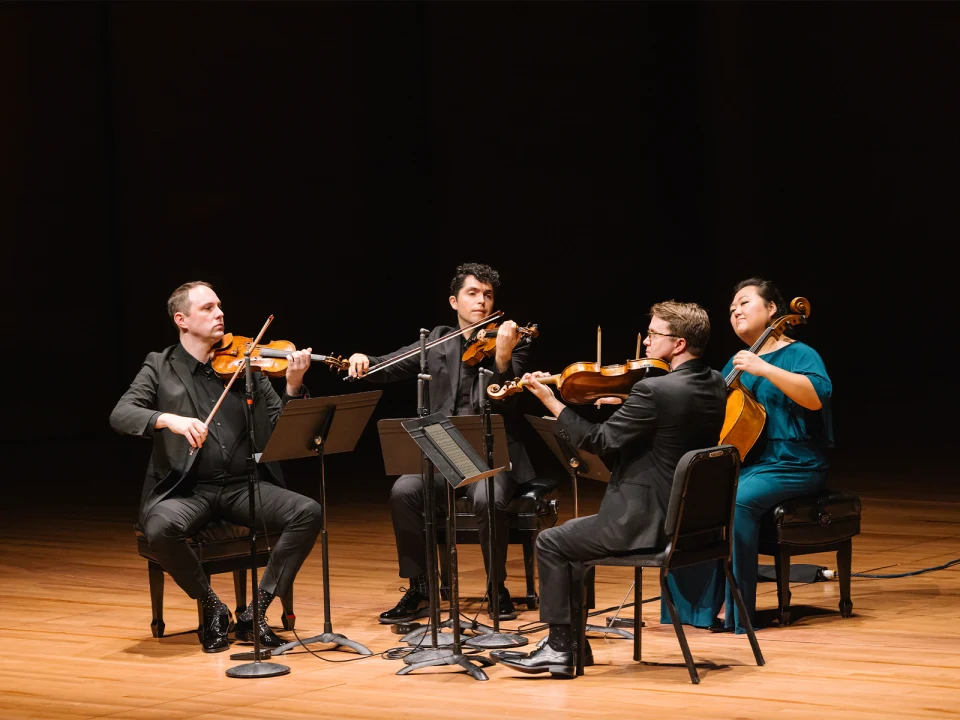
[1,452,958,719]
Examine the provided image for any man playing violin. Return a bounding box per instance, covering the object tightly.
[348,262,536,624]
[110,281,322,653]
[493,301,726,678]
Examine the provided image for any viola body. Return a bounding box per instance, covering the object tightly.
[720,380,767,460]
[488,356,670,404]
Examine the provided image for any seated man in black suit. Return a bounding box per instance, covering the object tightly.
[110,281,322,653]
[493,301,726,678]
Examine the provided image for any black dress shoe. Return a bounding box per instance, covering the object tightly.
[379,588,429,624]
[488,586,517,620]
[492,636,594,667]
[708,620,732,633]
[234,616,289,648]
[200,606,233,654]
[494,641,575,678]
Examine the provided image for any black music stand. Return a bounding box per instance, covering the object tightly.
[377,415,511,639]
[525,414,635,638]
[377,413,501,680]
[249,391,382,659]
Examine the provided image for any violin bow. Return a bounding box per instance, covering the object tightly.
[188,314,274,456]
[348,310,504,380]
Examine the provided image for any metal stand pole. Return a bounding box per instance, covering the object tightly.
[227,355,290,678]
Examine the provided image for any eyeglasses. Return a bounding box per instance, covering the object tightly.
[646,330,680,341]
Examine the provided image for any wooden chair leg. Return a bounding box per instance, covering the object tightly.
[148,562,165,638]
[723,560,765,667]
[660,569,699,684]
[280,584,296,630]
[837,539,853,618]
[522,533,538,609]
[775,547,792,626]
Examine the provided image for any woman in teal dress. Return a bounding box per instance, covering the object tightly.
[662,277,834,633]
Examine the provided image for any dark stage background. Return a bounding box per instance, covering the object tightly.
[2,1,956,516]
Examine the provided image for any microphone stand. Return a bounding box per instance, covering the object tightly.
[402,329,458,666]
[398,330,492,680]
[465,367,527,650]
[227,354,290,678]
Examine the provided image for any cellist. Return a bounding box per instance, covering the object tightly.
[666,278,834,634]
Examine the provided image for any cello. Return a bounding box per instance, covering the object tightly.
[720,296,811,459]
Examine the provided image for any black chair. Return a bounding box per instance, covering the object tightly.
[759,489,861,626]
[135,519,295,638]
[576,445,764,684]
[437,476,559,610]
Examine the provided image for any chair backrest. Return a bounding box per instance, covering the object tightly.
[662,444,740,570]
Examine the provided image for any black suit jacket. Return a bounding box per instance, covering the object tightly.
[555,358,726,550]
[362,325,535,482]
[109,343,306,520]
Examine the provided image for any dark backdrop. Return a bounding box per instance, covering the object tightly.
[2,1,956,515]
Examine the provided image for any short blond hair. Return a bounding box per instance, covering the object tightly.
[650,301,711,356]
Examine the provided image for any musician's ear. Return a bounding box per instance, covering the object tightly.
[449,294,458,311]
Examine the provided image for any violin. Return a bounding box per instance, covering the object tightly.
[211,333,349,379]
[720,296,811,459]
[461,322,540,366]
[487,325,669,404]
[488,357,670,404]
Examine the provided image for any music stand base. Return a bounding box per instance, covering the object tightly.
[226,661,291,678]
[586,623,633,639]
[464,632,528,649]
[272,632,373,656]
[398,651,494,680]
[441,616,491,636]
[606,616,644,630]
[403,626,456,646]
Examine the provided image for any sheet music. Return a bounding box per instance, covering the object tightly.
[425,423,482,478]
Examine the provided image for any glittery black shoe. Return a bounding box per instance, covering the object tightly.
[200,606,233,654]
[378,588,430,624]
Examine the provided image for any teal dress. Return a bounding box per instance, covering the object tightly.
[661,341,833,633]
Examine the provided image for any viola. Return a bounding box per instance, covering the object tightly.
[212,333,349,379]
[461,322,540,366]
[487,356,670,404]
[720,296,811,459]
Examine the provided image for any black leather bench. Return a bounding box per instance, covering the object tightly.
[758,489,862,626]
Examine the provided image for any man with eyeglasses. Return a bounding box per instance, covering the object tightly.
[492,301,726,679]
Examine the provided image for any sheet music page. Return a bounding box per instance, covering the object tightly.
[425,424,482,477]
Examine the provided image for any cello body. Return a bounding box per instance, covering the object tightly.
[720,380,766,460]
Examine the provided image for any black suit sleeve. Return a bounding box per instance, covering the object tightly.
[109,353,162,439]
[556,381,658,456]
[360,327,446,384]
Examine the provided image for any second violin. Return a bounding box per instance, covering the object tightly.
[461,321,540,366]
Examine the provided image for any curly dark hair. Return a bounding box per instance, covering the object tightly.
[449,263,501,298]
